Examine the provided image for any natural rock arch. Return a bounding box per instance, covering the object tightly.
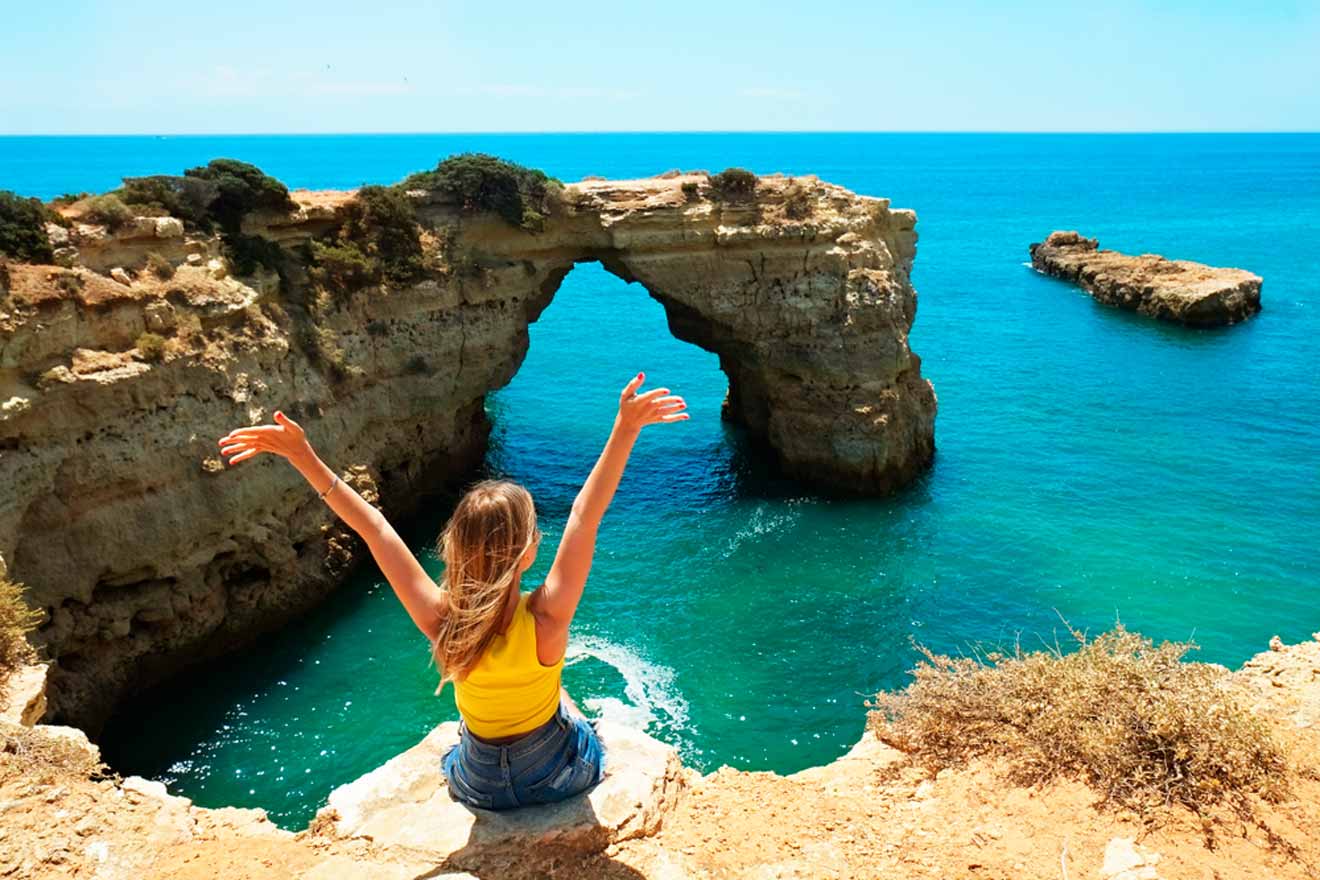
[0,172,935,731]
[412,174,936,493]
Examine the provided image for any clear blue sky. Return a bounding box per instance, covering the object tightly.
[3,1,1317,134]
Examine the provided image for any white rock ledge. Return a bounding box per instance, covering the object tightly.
[318,720,691,867]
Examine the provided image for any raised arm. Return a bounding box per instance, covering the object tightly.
[532,374,687,652]
[218,412,444,640]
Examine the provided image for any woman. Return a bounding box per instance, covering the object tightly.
[218,372,687,810]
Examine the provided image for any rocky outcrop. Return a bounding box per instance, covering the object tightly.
[317,719,691,875]
[1029,230,1262,326]
[2,632,1318,879]
[0,171,936,731]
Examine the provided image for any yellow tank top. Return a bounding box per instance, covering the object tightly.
[453,593,563,739]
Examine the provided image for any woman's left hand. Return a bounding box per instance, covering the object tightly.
[616,372,688,433]
[219,411,314,466]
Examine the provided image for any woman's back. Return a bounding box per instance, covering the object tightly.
[454,593,563,739]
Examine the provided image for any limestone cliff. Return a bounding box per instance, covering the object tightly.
[0,170,936,730]
[2,633,1318,879]
[1029,230,1262,326]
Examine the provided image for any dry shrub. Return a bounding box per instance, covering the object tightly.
[783,182,813,219]
[708,167,758,201]
[0,577,41,677]
[135,331,167,363]
[145,251,175,280]
[0,723,108,787]
[83,194,135,231]
[869,624,1290,817]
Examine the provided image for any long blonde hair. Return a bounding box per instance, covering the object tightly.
[432,480,539,690]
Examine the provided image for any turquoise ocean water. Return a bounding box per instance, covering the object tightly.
[5,134,1317,828]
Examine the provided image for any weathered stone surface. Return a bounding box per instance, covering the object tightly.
[3,172,935,730]
[318,719,690,870]
[1099,837,1162,879]
[0,661,48,725]
[1029,230,1261,326]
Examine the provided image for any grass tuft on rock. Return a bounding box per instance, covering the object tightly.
[0,577,41,677]
[145,252,175,280]
[0,723,107,787]
[869,624,1290,817]
[135,332,167,363]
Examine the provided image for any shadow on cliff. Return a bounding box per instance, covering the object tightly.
[422,794,650,880]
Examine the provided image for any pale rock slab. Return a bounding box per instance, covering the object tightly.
[0,661,49,725]
[1099,837,1161,880]
[319,720,690,871]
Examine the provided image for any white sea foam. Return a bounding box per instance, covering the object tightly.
[564,636,689,735]
[722,501,803,556]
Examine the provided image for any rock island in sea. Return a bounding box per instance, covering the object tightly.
[1029,230,1262,326]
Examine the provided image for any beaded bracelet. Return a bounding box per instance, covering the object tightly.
[319,475,340,501]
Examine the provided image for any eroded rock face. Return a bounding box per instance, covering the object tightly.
[0,172,935,730]
[1029,230,1262,326]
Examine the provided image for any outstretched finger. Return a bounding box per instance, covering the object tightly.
[634,387,670,402]
[658,413,690,423]
[220,428,275,444]
[273,410,302,432]
[620,372,645,400]
[225,448,263,465]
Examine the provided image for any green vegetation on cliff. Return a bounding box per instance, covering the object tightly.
[118,159,296,234]
[870,625,1289,818]
[0,577,41,677]
[83,194,134,231]
[308,185,426,292]
[0,191,56,263]
[400,153,561,231]
[708,167,758,201]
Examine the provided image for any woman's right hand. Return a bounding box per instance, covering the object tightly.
[219,411,314,466]
[616,372,687,434]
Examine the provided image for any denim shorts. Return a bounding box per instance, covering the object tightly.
[441,700,606,811]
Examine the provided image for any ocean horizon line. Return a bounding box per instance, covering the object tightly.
[3,129,1319,139]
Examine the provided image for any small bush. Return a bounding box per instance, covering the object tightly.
[681,180,700,201]
[0,191,56,263]
[182,159,296,233]
[1,577,41,676]
[55,271,84,295]
[135,331,167,362]
[708,167,758,201]
[119,175,219,230]
[0,259,9,293]
[223,234,285,277]
[0,723,108,787]
[783,183,812,220]
[331,185,425,284]
[49,192,91,208]
[869,624,1290,817]
[400,153,561,231]
[83,194,135,231]
[145,252,175,280]
[366,320,389,337]
[405,354,429,375]
[308,240,379,292]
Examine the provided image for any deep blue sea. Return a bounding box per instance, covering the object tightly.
[5,134,1318,828]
